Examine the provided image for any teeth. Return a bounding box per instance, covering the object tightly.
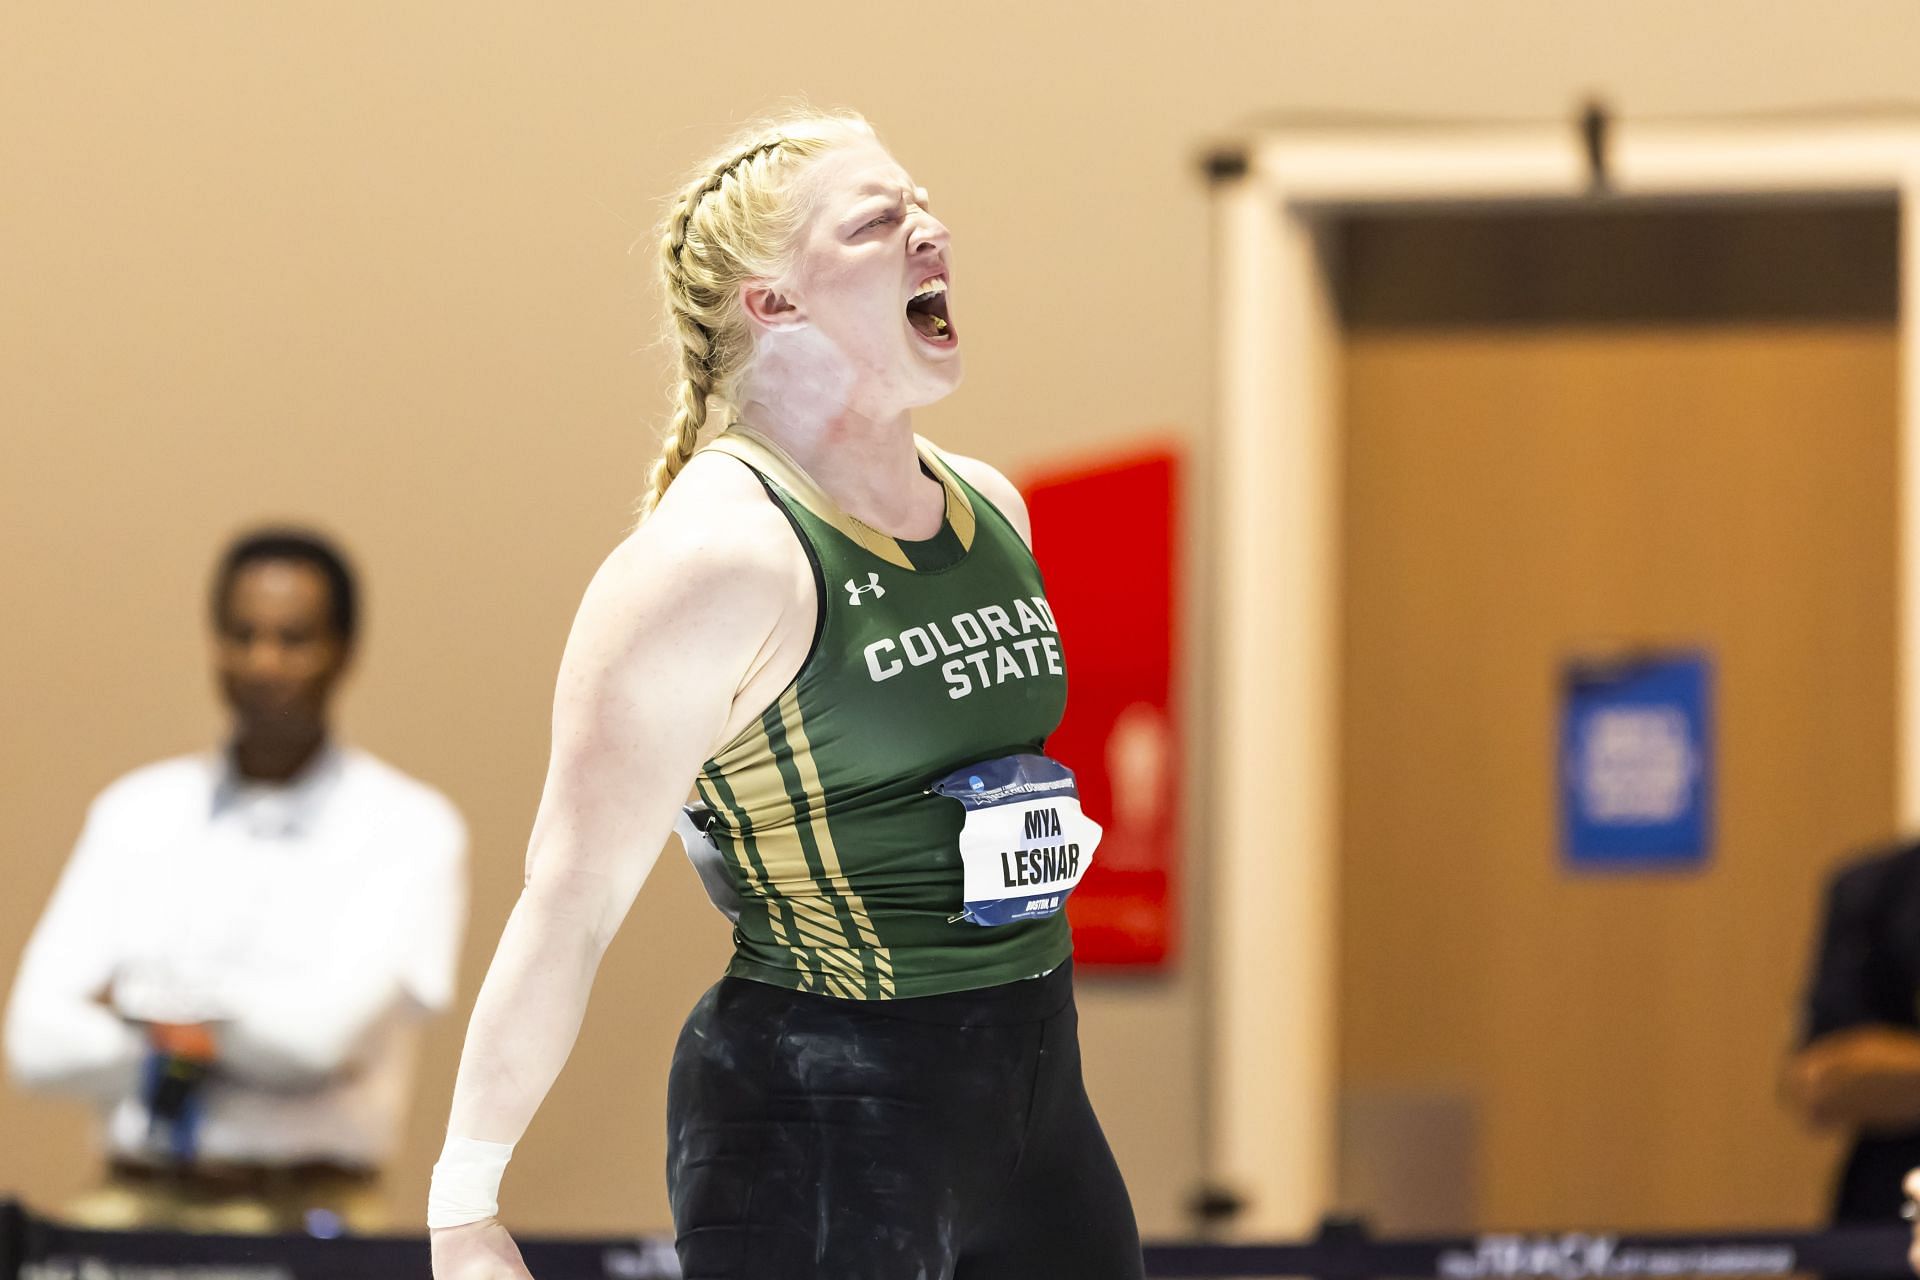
[931,316,948,334]
[912,277,947,299]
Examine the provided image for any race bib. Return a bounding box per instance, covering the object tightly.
[931,754,1102,927]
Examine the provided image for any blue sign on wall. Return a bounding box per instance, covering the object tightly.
[1560,652,1712,870]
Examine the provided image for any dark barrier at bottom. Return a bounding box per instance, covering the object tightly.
[4,1199,1912,1279]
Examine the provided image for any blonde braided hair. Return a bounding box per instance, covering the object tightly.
[638,111,876,519]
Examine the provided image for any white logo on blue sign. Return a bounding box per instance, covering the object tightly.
[1560,653,1712,868]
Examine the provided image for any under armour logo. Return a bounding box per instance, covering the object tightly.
[845,573,886,605]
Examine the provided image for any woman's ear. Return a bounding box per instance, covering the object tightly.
[742,282,804,331]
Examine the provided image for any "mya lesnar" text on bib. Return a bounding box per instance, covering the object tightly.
[931,754,1102,927]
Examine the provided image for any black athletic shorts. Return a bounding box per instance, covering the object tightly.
[666,958,1144,1279]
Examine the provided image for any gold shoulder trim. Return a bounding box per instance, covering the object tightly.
[703,427,975,568]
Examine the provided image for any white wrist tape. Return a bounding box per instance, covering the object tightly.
[427,1135,514,1229]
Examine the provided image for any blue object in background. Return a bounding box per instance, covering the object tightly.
[1560,652,1712,870]
[304,1209,346,1239]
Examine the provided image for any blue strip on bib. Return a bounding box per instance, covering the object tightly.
[931,753,1078,811]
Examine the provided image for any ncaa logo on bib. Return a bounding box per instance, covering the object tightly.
[845,573,886,605]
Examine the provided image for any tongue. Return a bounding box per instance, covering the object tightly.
[907,308,946,338]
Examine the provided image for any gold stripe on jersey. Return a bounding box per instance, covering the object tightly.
[801,942,868,989]
[774,902,854,997]
[765,898,825,995]
[786,898,855,946]
[786,898,884,989]
[775,687,899,997]
[756,700,887,999]
[916,443,977,550]
[702,716,890,999]
[703,711,805,882]
[702,730,814,887]
[704,428,976,573]
[787,913,848,952]
[696,773,821,994]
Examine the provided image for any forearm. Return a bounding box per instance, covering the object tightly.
[3,990,143,1098]
[444,881,612,1145]
[215,969,407,1089]
[1820,1072,1920,1131]
[1791,1028,1920,1130]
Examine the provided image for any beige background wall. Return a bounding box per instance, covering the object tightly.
[7,0,1920,1238]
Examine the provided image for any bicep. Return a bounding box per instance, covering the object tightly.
[519,530,785,941]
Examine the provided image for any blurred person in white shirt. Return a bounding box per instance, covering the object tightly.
[4,527,468,1235]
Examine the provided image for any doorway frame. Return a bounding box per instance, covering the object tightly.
[1206,117,1920,1234]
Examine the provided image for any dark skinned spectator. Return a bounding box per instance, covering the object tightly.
[5,528,467,1234]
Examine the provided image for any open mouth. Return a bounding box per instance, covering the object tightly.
[905,275,956,344]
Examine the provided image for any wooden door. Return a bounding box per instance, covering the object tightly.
[1337,202,1899,1230]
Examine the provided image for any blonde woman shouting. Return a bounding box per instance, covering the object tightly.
[429,111,1142,1280]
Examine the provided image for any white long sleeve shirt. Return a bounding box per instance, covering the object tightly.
[4,743,467,1168]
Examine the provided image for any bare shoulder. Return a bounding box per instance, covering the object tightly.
[629,448,798,565]
[935,448,1033,549]
[573,450,808,659]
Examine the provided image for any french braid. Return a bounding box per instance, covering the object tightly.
[637,115,873,519]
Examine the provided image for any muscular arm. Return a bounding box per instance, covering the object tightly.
[442,461,801,1151]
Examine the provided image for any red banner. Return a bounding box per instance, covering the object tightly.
[1021,445,1180,969]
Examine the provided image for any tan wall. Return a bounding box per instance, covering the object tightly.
[6,0,1920,1239]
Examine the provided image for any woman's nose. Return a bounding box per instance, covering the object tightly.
[907,210,949,255]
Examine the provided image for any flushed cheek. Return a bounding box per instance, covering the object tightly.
[818,300,913,363]
[793,245,881,299]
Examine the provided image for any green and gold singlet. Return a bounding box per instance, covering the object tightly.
[691,427,1074,1000]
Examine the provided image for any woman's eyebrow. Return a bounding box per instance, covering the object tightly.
[853,179,920,200]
